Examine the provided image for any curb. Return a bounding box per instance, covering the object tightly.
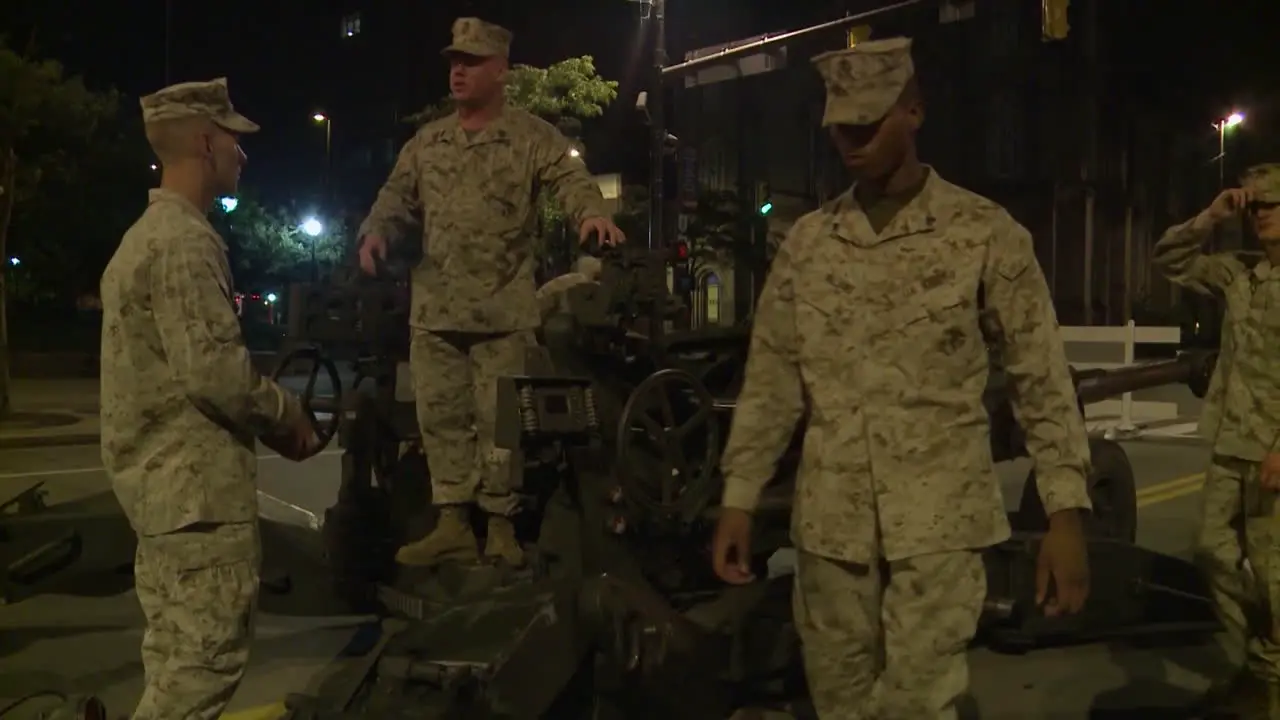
[0,433,101,450]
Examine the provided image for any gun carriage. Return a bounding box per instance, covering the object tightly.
[271,245,1219,719]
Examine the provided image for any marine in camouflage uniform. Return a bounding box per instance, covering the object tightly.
[1155,164,1280,718]
[100,79,309,720]
[357,18,615,567]
[714,39,1093,718]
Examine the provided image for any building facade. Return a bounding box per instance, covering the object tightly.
[674,0,1212,328]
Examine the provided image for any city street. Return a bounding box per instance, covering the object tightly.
[0,437,1218,719]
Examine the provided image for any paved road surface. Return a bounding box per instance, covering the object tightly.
[0,439,1217,719]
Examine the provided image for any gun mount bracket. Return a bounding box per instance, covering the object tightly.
[615,368,721,523]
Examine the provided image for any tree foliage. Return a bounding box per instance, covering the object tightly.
[0,40,135,413]
[208,193,351,290]
[405,56,618,129]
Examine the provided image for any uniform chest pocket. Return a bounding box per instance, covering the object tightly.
[794,287,974,362]
[883,290,974,354]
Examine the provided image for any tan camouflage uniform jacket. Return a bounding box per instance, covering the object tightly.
[1154,214,1280,460]
[358,107,610,333]
[720,170,1093,564]
[100,189,296,536]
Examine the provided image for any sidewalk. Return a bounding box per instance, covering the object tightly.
[0,378,101,449]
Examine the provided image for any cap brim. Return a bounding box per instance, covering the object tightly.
[441,44,496,58]
[214,112,260,134]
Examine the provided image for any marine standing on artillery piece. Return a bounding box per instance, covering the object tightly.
[355,18,626,568]
[709,38,1093,718]
[99,78,317,719]
[1155,164,1280,718]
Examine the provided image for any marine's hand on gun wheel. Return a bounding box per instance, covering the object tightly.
[262,396,322,462]
[579,216,626,249]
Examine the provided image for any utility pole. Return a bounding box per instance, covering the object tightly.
[164,0,172,84]
[647,0,667,250]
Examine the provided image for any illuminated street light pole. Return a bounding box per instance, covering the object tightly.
[301,217,323,282]
[312,113,332,201]
[1214,110,1244,188]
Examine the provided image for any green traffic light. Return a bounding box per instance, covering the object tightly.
[759,202,773,215]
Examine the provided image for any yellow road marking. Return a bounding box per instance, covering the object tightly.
[222,702,286,720]
[1136,472,1205,508]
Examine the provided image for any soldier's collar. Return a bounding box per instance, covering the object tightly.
[432,105,516,146]
[833,165,945,247]
[148,188,222,246]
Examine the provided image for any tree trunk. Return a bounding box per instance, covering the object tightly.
[0,147,16,417]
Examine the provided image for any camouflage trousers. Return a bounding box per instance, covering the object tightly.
[131,521,260,720]
[1196,454,1280,710]
[409,328,533,516]
[792,548,985,720]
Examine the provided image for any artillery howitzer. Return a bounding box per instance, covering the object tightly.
[270,245,1219,718]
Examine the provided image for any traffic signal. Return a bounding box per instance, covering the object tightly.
[1042,0,1070,41]
[755,181,772,216]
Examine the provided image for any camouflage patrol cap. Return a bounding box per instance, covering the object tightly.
[811,37,915,126]
[442,17,512,58]
[139,77,259,133]
[1241,163,1280,203]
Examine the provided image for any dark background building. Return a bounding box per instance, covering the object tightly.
[3,0,1278,328]
[674,0,1280,326]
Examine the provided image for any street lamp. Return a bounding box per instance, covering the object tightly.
[219,197,238,213]
[301,217,323,281]
[1213,110,1245,188]
[312,113,332,200]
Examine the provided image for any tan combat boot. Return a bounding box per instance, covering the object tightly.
[394,506,478,566]
[483,515,525,566]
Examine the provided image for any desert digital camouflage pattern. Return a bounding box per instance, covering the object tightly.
[101,188,298,535]
[131,522,260,719]
[535,255,603,320]
[719,166,1092,714]
[720,168,1092,561]
[442,17,512,58]
[1154,208,1280,462]
[1241,162,1280,203]
[1154,190,1280,711]
[1195,457,1280,713]
[358,108,609,332]
[811,37,915,126]
[793,549,986,718]
[139,77,259,134]
[400,328,534,565]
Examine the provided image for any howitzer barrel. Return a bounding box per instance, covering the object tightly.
[1072,356,1194,406]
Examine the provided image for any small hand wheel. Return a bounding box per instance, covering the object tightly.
[271,345,343,454]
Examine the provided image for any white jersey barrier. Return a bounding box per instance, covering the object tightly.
[1058,321,1186,439]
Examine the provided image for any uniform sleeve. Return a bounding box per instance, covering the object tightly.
[531,129,610,226]
[982,219,1093,516]
[151,235,293,437]
[357,137,423,245]
[719,239,808,511]
[1152,212,1243,295]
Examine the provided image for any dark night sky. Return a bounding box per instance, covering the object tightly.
[4,0,1280,192]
